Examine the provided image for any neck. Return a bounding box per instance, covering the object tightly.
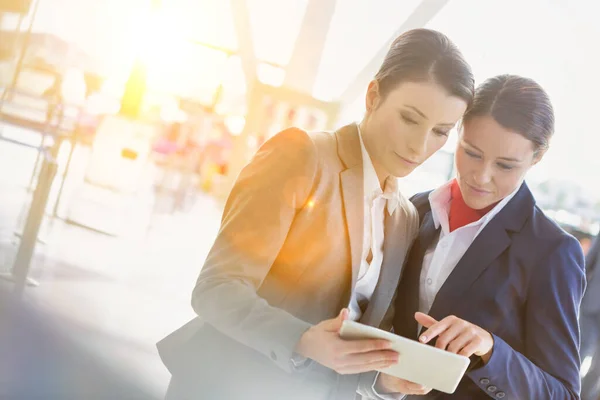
[358,120,390,188]
[374,163,390,189]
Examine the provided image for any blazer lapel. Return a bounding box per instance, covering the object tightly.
[426,219,511,323]
[336,125,364,299]
[418,211,439,255]
[426,183,534,323]
[340,167,363,292]
[361,208,406,326]
[397,211,439,338]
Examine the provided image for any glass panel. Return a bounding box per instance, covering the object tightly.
[174,0,239,50]
[247,0,309,66]
[313,0,422,101]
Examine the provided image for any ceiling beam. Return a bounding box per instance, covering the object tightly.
[283,0,337,93]
[339,0,450,105]
[229,0,257,98]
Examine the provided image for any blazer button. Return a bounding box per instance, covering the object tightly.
[487,385,497,392]
[495,392,506,398]
[270,351,278,361]
[479,378,490,385]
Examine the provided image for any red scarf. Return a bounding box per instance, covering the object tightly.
[448,180,496,232]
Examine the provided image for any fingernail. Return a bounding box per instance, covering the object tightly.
[420,336,427,342]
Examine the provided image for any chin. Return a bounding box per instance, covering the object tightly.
[390,164,415,178]
[463,196,494,210]
[457,180,496,210]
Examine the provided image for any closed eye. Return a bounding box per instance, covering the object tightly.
[433,129,449,137]
[497,163,514,170]
[464,149,481,159]
[401,114,418,125]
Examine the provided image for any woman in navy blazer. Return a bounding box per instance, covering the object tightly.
[375,75,586,399]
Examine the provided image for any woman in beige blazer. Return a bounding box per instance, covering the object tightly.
[159,28,474,400]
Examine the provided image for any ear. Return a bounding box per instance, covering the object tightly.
[365,80,382,113]
[532,147,547,166]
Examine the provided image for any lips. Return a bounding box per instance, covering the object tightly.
[395,152,419,166]
[466,182,491,195]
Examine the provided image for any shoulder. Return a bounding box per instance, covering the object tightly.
[409,190,433,222]
[265,127,340,167]
[528,206,582,255]
[263,127,318,159]
[398,193,420,240]
[522,206,585,279]
[245,128,320,180]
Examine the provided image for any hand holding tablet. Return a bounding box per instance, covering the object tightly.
[294,309,399,374]
[339,320,470,394]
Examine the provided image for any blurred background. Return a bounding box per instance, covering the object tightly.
[1,0,600,398]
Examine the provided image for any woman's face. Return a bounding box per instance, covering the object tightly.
[455,116,543,210]
[361,80,468,180]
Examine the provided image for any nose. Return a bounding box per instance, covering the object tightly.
[472,163,493,186]
[406,130,428,158]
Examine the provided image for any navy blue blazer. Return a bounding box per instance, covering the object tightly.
[393,183,586,399]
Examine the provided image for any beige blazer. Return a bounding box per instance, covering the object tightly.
[158,124,419,400]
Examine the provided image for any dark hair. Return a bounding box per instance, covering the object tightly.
[464,74,555,153]
[374,28,474,105]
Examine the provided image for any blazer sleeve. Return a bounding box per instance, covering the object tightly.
[468,235,586,399]
[190,128,318,373]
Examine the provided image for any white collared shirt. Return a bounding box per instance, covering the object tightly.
[419,181,520,316]
[348,124,400,321]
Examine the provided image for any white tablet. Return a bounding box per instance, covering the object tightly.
[339,320,470,394]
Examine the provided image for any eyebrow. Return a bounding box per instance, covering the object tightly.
[403,105,456,127]
[463,139,524,162]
